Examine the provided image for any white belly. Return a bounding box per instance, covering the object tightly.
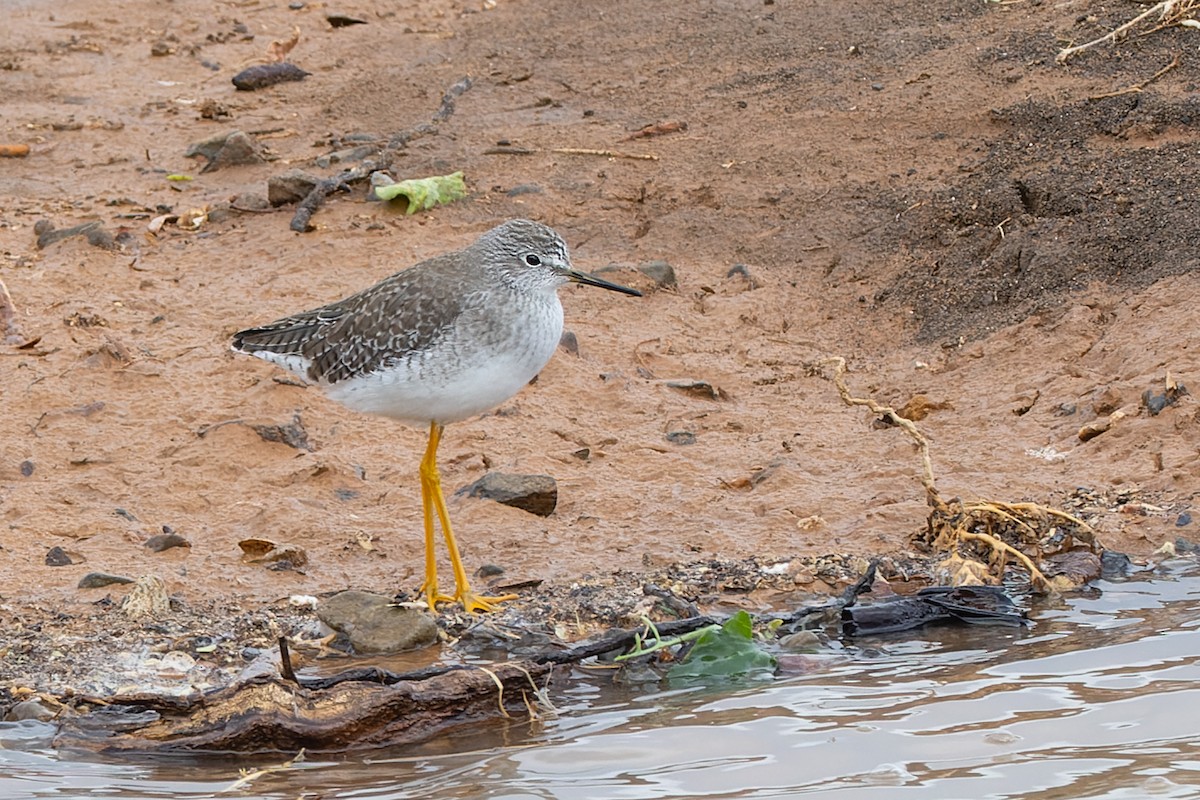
[323,294,564,425]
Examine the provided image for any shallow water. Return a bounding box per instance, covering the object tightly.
[5,566,1200,800]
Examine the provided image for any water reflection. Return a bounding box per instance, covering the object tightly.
[4,567,1200,799]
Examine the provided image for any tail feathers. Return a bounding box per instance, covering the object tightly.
[231,317,321,356]
[232,312,340,379]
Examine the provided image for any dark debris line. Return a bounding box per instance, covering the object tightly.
[289,76,474,233]
[291,561,880,692]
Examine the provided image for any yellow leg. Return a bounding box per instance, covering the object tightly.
[418,422,517,613]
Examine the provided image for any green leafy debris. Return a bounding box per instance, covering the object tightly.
[373,171,467,215]
[666,610,777,683]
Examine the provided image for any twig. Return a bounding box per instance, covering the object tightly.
[550,147,659,161]
[1088,53,1181,99]
[219,748,306,793]
[824,357,941,506]
[1057,0,1190,63]
[288,76,473,232]
[278,636,297,684]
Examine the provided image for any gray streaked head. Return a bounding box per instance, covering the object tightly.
[471,219,573,290]
[473,219,643,298]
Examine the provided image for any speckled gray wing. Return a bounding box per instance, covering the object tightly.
[232,254,469,384]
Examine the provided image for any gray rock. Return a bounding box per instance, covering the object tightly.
[35,220,106,250]
[665,430,696,445]
[664,379,725,400]
[6,699,57,722]
[558,330,579,355]
[78,572,134,589]
[145,531,190,552]
[314,144,378,168]
[458,472,558,517]
[268,169,321,206]
[316,590,437,654]
[45,546,73,566]
[185,130,266,173]
[637,260,677,290]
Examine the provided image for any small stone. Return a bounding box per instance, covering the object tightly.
[19,460,34,477]
[1100,550,1133,578]
[317,590,437,653]
[779,630,821,650]
[120,575,171,620]
[251,414,311,451]
[1078,418,1111,442]
[185,130,266,172]
[231,192,270,211]
[476,563,505,578]
[327,13,368,27]
[45,546,73,566]
[267,169,321,206]
[637,260,677,290]
[6,699,57,722]
[149,41,172,57]
[1177,512,1192,527]
[85,226,115,249]
[506,183,542,197]
[871,82,884,91]
[78,572,134,589]
[559,330,579,355]
[314,144,378,168]
[665,430,696,445]
[145,531,190,552]
[458,473,558,517]
[1092,386,1122,415]
[239,537,309,568]
[231,62,310,91]
[665,379,725,400]
[36,220,104,250]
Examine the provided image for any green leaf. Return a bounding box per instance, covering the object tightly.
[666,610,776,683]
[373,171,467,214]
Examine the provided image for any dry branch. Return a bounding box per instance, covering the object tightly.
[289,76,473,232]
[823,357,1102,593]
[1057,0,1199,63]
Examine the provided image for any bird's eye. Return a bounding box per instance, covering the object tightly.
[524,254,541,266]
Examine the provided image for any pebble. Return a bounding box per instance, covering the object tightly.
[231,62,310,91]
[5,699,57,723]
[251,415,312,451]
[1177,512,1192,527]
[316,590,437,654]
[145,531,190,552]
[19,460,34,477]
[45,546,73,566]
[559,330,579,355]
[35,220,113,250]
[184,130,266,172]
[664,379,724,400]
[458,472,558,517]
[268,169,321,206]
[78,572,134,589]
[637,260,677,290]
[121,575,171,620]
[665,430,696,445]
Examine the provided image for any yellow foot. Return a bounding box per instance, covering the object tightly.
[419,585,458,612]
[457,590,518,614]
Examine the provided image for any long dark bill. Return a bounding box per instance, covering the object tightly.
[566,269,643,297]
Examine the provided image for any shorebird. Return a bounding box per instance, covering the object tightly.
[232,220,641,612]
